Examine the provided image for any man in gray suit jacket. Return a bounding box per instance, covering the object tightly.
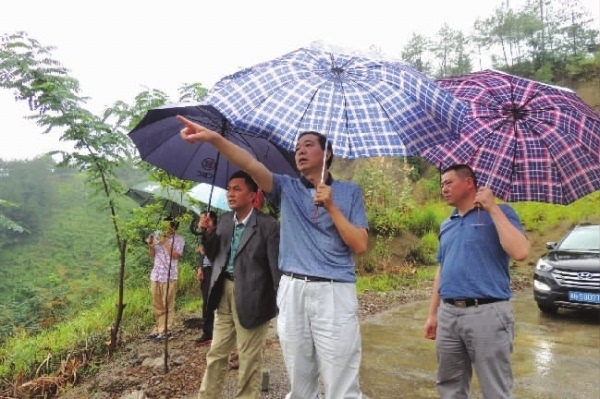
[197,170,281,399]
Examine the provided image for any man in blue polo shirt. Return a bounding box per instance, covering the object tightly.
[178,115,369,399]
[423,164,530,399]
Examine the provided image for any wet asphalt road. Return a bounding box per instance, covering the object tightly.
[360,292,600,399]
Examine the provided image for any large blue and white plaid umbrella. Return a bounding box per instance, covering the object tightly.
[204,41,466,159]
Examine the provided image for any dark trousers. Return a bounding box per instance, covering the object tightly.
[201,266,214,338]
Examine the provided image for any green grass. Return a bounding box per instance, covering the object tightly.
[356,266,437,293]
[0,262,197,381]
[512,191,600,233]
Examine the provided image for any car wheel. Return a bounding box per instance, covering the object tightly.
[537,302,558,314]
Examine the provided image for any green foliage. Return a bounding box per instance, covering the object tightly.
[399,0,600,82]
[401,33,433,75]
[357,235,394,274]
[405,207,439,237]
[0,157,56,242]
[411,232,439,266]
[178,82,209,102]
[356,266,437,292]
[513,191,600,233]
[354,158,415,236]
[565,51,600,80]
[534,61,555,83]
[431,24,472,78]
[0,199,26,233]
[414,175,442,202]
[0,261,196,381]
[0,31,210,352]
[0,170,123,339]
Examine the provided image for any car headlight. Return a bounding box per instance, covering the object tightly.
[534,280,551,292]
[535,259,553,272]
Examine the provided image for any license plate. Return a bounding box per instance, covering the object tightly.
[568,291,600,304]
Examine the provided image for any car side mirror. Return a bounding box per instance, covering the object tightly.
[546,241,557,250]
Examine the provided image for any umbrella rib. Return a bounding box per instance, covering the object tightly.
[296,80,335,140]
[518,116,569,202]
[507,75,552,115]
[506,121,519,200]
[328,74,353,154]
[179,141,210,183]
[303,55,401,154]
[518,81,552,110]
[347,76,406,149]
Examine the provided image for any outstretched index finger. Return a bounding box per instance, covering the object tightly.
[176,115,195,127]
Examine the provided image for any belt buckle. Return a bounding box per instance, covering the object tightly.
[455,300,467,308]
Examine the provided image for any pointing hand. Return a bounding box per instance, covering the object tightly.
[178,115,219,144]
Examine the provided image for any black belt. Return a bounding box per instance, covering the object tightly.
[223,272,234,281]
[443,298,505,308]
[284,272,335,282]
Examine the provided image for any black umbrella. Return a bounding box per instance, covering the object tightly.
[128,103,298,190]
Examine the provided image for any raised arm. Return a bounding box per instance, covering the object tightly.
[326,204,368,254]
[178,115,275,194]
[315,183,368,254]
[476,188,530,261]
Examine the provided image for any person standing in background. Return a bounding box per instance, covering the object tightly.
[193,210,218,346]
[146,217,185,341]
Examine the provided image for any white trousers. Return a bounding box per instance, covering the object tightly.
[277,275,363,399]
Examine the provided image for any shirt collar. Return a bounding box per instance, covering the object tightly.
[300,173,334,189]
[450,207,479,219]
[233,207,253,226]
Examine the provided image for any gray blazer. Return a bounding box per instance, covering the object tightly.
[203,209,281,329]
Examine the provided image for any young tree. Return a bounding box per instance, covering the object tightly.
[0,32,207,352]
[401,33,433,76]
[431,24,473,78]
[0,32,131,350]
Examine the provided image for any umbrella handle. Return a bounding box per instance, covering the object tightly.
[313,150,329,207]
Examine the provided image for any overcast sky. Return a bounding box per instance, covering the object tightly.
[1,0,599,160]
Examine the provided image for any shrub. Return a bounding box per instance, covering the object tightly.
[356,234,394,274]
[417,232,439,266]
[406,207,439,237]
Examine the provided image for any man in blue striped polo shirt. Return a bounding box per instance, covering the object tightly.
[178,115,369,399]
[424,164,530,399]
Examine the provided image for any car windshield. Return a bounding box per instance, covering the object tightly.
[557,226,600,252]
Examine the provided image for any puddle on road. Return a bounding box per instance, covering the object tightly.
[360,293,599,399]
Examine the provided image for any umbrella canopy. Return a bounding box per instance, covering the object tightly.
[419,69,600,205]
[203,41,466,159]
[125,182,202,217]
[188,183,229,212]
[129,104,298,189]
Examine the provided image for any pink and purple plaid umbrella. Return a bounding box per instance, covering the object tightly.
[420,69,600,205]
